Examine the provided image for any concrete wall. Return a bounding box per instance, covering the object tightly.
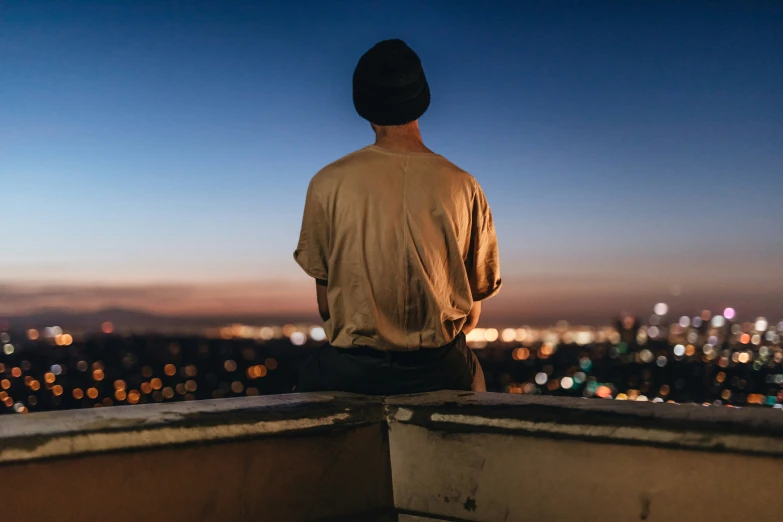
[2,391,781,522]
[0,394,394,522]
[386,392,783,522]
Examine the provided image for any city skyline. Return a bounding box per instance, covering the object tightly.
[3,1,782,324]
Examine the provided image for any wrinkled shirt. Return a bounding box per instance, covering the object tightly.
[294,145,501,351]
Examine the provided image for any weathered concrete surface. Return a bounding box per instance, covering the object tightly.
[2,391,782,521]
[387,391,783,521]
[389,423,782,522]
[0,392,384,464]
[1,423,393,522]
[386,391,783,456]
[398,515,454,521]
[0,393,392,522]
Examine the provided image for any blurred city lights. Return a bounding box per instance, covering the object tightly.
[309,327,326,342]
[653,303,668,316]
[0,302,779,417]
[596,386,612,398]
[484,328,499,343]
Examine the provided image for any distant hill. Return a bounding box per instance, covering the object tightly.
[0,308,320,333]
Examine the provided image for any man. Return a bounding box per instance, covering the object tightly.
[294,39,501,395]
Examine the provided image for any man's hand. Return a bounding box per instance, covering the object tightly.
[461,301,482,335]
[316,279,329,322]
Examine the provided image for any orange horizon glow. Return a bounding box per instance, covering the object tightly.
[1,274,781,326]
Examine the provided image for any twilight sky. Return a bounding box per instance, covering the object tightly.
[2,1,782,325]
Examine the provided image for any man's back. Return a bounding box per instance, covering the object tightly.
[295,38,499,394]
[295,145,501,351]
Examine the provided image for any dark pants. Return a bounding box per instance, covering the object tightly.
[297,333,485,395]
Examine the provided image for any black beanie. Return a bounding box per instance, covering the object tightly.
[353,39,430,126]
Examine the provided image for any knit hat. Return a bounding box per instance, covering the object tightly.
[352,39,430,126]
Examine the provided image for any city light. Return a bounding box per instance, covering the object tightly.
[484,328,499,343]
[0,303,779,417]
[653,303,668,316]
[309,327,326,341]
[501,328,516,343]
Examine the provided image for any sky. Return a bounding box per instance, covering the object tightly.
[2,0,782,325]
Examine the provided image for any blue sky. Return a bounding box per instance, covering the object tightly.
[2,0,781,323]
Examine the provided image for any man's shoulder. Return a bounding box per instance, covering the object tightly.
[311,147,376,184]
[433,154,478,187]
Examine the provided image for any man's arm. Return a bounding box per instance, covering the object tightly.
[316,279,329,322]
[461,301,481,335]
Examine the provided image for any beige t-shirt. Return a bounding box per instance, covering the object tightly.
[294,145,501,351]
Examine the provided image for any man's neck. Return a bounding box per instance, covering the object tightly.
[372,121,434,154]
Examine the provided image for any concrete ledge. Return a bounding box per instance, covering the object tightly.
[0,392,385,464]
[0,393,393,522]
[386,391,783,457]
[387,392,783,522]
[1,391,781,521]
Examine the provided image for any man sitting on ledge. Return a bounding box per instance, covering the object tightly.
[294,39,501,395]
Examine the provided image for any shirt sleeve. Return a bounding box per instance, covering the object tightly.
[293,179,329,281]
[466,182,502,301]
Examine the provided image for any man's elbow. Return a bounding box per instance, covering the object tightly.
[461,301,482,335]
[462,318,478,335]
[461,314,480,336]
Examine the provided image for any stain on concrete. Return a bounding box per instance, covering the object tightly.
[463,497,477,511]
[80,417,151,431]
[640,494,651,520]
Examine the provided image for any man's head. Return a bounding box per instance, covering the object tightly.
[353,39,430,127]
